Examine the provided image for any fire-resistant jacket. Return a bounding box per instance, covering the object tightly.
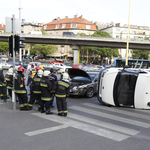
[31,75,42,94]
[0,69,4,84]
[5,73,13,89]
[40,76,53,101]
[55,79,70,98]
[49,74,57,93]
[14,72,26,93]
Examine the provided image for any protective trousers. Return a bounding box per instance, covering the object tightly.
[16,93,28,110]
[56,97,68,115]
[28,93,41,109]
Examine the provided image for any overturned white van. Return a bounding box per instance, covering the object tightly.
[97,67,150,109]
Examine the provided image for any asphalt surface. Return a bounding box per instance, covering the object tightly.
[1,59,150,150]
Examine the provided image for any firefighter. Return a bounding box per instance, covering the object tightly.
[34,66,41,78]
[40,70,53,115]
[55,73,70,117]
[49,68,57,108]
[5,67,13,99]
[0,65,5,100]
[14,66,28,111]
[28,69,43,111]
[59,69,65,80]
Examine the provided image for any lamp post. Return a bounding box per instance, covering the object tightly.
[125,0,131,66]
[18,0,23,61]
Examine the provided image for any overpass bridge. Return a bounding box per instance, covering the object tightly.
[0,34,150,64]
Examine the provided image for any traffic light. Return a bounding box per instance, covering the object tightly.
[15,35,25,52]
[9,35,13,57]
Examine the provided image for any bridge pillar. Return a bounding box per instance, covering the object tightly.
[72,45,80,65]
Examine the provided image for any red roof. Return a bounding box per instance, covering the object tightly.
[0,24,5,30]
[41,17,97,31]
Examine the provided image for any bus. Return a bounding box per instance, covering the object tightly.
[114,58,150,69]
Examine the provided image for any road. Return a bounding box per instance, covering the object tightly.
[1,94,150,150]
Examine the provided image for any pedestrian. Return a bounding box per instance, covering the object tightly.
[55,73,70,117]
[14,66,28,110]
[28,64,36,95]
[49,68,57,108]
[0,65,6,100]
[5,67,13,99]
[40,70,53,115]
[40,63,45,71]
[28,69,43,111]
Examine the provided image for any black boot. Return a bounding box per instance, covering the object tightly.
[64,113,67,117]
[41,107,46,113]
[57,113,63,116]
[38,105,41,111]
[28,106,32,110]
[46,107,53,115]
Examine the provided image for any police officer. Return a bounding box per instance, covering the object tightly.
[0,65,5,100]
[14,66,28,110]
[55,73,70,117]
[5,68,13,99]
[49,68,57,108]
[40,70,53,115]
[28,69,43,111]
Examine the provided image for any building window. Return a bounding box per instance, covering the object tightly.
[44,25,47,30]
[71,23,77,28]
[55,24,59,29]
[86,24,91,30]
[116,35,119,38]
[62,24,66,28]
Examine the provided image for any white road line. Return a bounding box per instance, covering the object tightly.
[69,106,150,128]
[32,113,129,141]
[25,125,69,136]
[68,112,139,136]
[83,103,150,120]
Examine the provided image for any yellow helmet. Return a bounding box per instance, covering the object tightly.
[60,69,65,74]
[43,70,50,76]
[63,73,69,79]
[8,68,13,73]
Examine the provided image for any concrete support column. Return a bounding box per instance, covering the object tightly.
[72,45,80,65]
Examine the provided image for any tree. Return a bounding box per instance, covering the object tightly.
[88,31,119,64]
[0,42,9,53]
[30,44,57,58]
[132,49,149,59]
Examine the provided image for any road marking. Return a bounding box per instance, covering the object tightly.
[68,112,139,136]
[69,106,150,128]
[83,103,150,120]
[31,113,129,141]
[25,125,69,136]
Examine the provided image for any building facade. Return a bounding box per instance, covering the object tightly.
[41,15,97,61]
[0,24,5,33]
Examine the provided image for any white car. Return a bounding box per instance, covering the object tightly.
[0,61,11,69]
[53,63,72,70]
[97,67,150,109]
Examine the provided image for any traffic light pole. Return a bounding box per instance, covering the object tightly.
[12,15,16,110]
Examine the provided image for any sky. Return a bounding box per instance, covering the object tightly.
[0,0,150,27]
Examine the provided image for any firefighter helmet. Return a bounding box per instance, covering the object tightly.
[36,66,41,72]
[37,69,43,75]
[17,66,25,73]
[63,73,69,79]
[60,69,65,74]
[43,70,50,76]
[8,68,13,73]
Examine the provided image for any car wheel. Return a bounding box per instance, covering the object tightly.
[86,88,94,98]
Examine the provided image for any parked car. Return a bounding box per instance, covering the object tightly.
[72,64,84,69]
[29,62,41,67]
[53,63,72,71]
[0,60,11,69]
[35,55,44,60]
[0,57,9,62]
[97,67,150,109]
[68,68,99,98]
[49,61,63,64]
[15,60,28,69]
[81,66,102,72]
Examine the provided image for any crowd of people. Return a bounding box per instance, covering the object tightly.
[0,64,70,117]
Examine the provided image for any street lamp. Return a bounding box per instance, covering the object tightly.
[18,0,23,61]
[125,0,131,66]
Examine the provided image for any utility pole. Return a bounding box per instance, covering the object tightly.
[18,0,22,61]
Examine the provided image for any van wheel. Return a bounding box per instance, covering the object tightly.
[86,88,94,98]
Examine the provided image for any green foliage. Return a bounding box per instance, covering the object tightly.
[41,30,46,35]
[0,42,9,52]
[80,30,118,64]
[132,49,149,59]
[30,44,57,58]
